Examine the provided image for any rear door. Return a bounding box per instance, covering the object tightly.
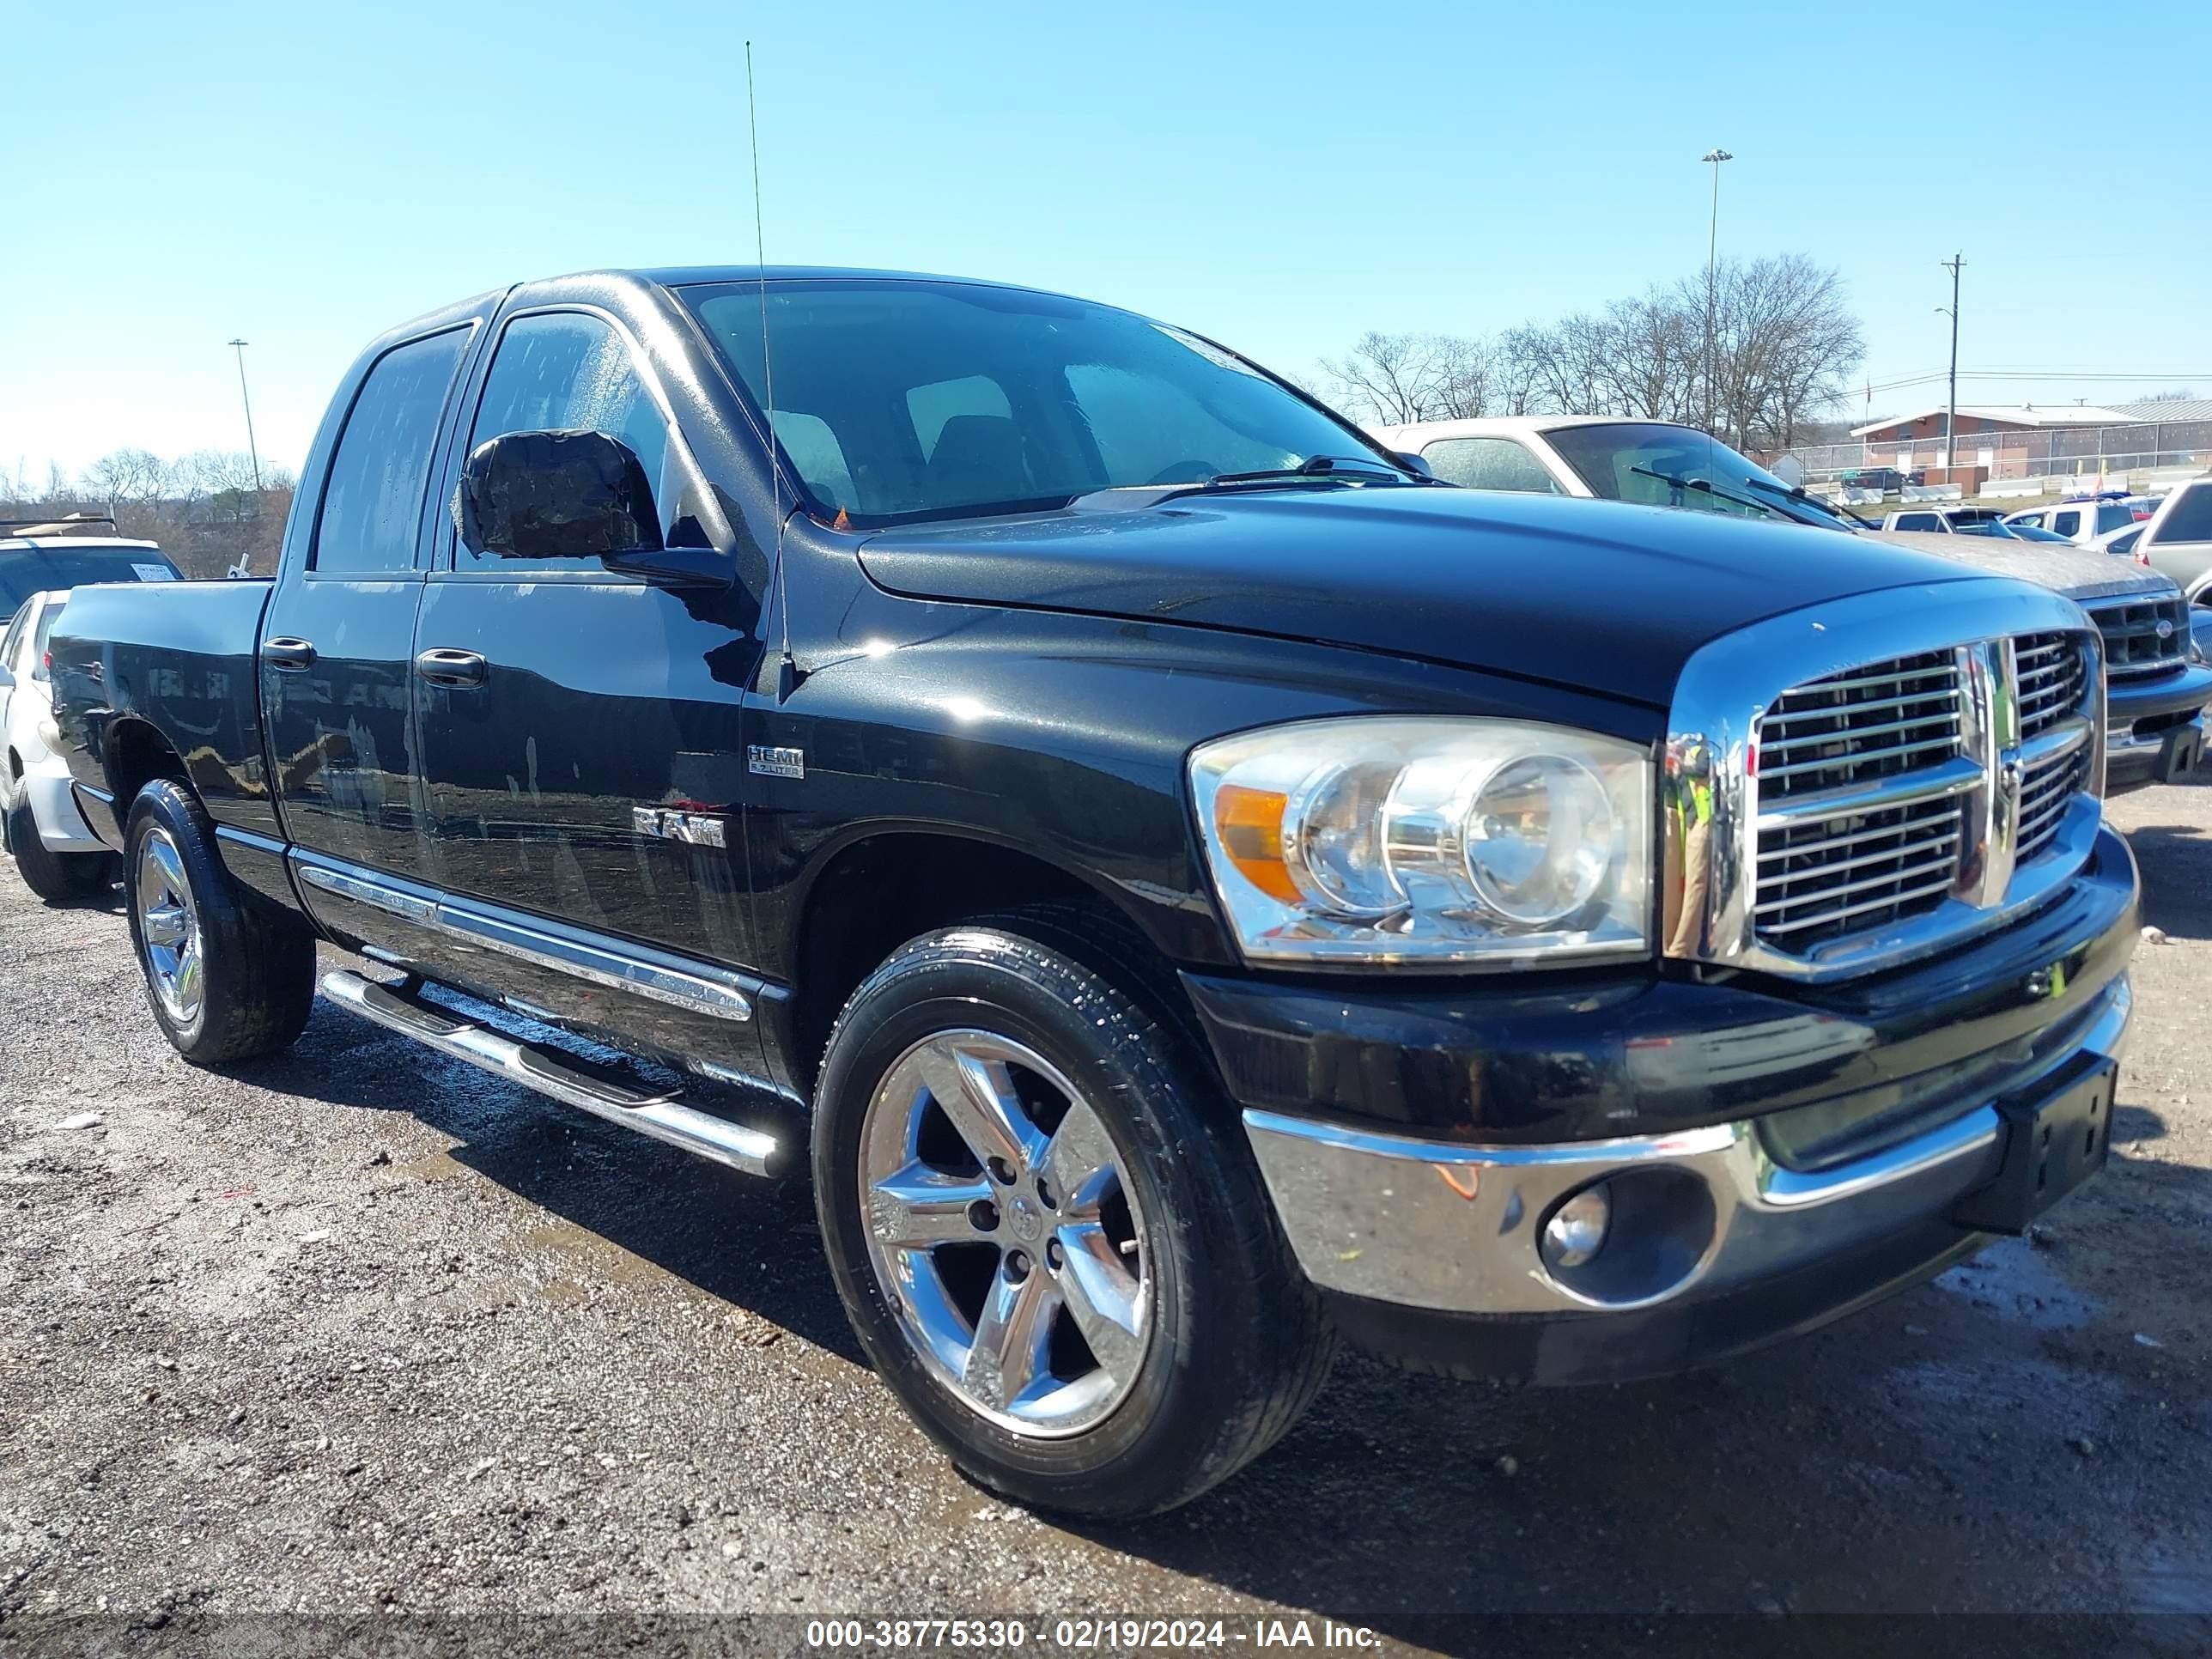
[262,325,477,887]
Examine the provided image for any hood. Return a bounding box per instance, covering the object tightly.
[1863,530,2175,603]
[857,488,1985,708]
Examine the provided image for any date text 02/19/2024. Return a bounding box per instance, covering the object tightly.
[802,1620,1382,1650]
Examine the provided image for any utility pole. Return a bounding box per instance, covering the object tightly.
[1701,149,1733,438]
[228,338,264,499]
[1940,254,1964,479]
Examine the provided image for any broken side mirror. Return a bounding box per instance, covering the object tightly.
[454,429,662,563]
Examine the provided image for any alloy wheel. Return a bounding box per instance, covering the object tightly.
[135,826,203,1027]
[858,1029,1152,1437]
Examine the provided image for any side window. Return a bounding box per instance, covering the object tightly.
[1896,512,1939,531]
[2096,504,2133,535]
[2150,484,2212,544]
[2051,510,2081,538]
[313,329,471,575]
[456,313,675,574]
[1418,437,1562,494]
[29,602,63,679]
[0,605,28,676]
[2011,512,2045,529]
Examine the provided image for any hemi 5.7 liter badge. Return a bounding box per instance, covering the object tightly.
[747,745,805,780]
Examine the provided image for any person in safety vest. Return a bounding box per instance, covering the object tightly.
[1668,738,1716,958]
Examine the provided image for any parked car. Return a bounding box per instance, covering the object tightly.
[1378,416,2210,791]
[2003,496,2143,548]
[0,521,179,611]
[2094,522,2151,564]
[2133,476,2212,601]
[50,268,2140,1518]
[2,537,181,900]
[1878,506,2014,535]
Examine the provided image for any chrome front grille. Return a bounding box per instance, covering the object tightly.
[2087,594,2189,681]
[2018,744,2087,864]
[1758,651,1963,801]
[1754,793,1964,945]
[1666,586,2103,981]
[2014,633,2086,737]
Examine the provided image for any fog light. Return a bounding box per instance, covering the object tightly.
[1541,1184,1612,1271]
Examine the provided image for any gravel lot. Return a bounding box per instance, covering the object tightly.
[3,779,2210,1652]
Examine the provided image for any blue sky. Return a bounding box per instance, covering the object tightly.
[6,0,2209,478]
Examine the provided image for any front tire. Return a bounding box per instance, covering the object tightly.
[5,780,112,903]
[122,780,314,1064]
[812,912,1334,1519]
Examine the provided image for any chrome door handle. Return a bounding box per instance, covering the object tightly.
[415,647,488,688]
[262,636,317,670]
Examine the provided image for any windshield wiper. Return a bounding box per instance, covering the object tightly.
[1737,472,1875,529]
[1202,454,1430,489]
[1627,464,1777,520]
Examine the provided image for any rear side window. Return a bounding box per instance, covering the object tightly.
[2051,510,2081,538]
[0,604,27,675]
[2096,503,2133,535]
[29,602,63,678]
[2151,483,2212,544]
[1418,437,1561,494]
[313,329,471,575]
[454,312,675,574]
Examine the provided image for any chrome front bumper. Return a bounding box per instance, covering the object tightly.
[1244,975,2131,1319]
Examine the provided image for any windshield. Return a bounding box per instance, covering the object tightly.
[1543,422,1851,532]
[682,279,1395,528]
[0,545,178,611]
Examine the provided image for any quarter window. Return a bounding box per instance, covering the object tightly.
[456,313,677,574]
[313,329,471,575]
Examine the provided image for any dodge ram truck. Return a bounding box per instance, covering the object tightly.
[48,267,2139,1518]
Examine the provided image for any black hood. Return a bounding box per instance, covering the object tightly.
[856,488,1983,708]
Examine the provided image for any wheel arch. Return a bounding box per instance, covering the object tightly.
[102,717,192,829]
[781,826,1207,1100]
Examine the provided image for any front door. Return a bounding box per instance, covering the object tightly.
[262,325,474,886]
[411,307,769,1066]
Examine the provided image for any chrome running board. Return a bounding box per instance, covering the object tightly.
[319,969,781,1177]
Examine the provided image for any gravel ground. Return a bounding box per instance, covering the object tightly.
[3,780,2210,1654]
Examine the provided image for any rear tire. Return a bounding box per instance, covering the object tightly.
[812,910,1334,1519]
[5,781,112,904]
[122,780,314,1064]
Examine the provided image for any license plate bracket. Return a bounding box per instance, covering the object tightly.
[1952,1061,2117,1234]
[2156,721,2203,783]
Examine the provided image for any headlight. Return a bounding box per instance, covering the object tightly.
[1191,718,1651,967]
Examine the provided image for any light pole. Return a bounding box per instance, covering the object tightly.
[228,338,264,500]
[1702,149,1733,438]
[1938,255,1964,480]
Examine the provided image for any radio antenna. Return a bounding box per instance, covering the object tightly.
[746,40,799,703]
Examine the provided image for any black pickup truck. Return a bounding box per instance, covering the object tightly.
[49,267,2138,1518]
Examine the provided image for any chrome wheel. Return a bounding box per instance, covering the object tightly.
[135,826,203,1027]
[859,1030,1152,1437]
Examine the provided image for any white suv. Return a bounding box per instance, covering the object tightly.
[2133,477,2212,602]
[2003,496,2145,548]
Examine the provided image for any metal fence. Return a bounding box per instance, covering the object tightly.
[1778,419,2212,490]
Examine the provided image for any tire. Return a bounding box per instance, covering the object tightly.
[812,908,1334,1519]
[122,780,314,1064]
[6,780,112,904]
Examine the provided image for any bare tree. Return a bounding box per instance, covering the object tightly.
[1319,331,1498,425]
[1323,252,1864,447]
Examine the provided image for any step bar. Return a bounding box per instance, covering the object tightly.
[319,970,782,1177]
